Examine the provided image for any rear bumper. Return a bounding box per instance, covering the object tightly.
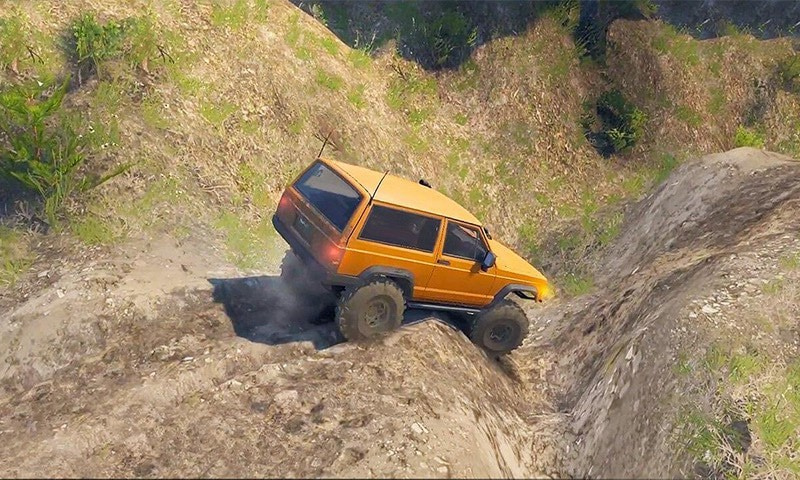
[271,214,359,288]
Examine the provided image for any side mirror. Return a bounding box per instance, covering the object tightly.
[481,251,496,271]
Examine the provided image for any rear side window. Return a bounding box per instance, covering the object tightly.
[443,221,488,261]
[359,205,441,252]
[294,162,362,231]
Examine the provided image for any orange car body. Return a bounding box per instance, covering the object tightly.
[272,158,552,312]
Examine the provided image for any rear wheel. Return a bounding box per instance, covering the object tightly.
[336,279,405,341]
[469,300,529,355]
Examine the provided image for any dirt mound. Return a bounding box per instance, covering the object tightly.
[534,148,800,477]
[0,148,798,478]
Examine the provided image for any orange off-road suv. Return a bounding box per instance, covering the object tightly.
[272,157,552,354]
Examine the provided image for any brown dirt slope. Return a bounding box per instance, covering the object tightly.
[1,147,797,478]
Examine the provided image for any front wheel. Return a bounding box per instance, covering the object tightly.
[469,300,529,355]
[336,279,405,341]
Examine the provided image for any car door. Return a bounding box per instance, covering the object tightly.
[424,219,497,306]
[339,203,443,299]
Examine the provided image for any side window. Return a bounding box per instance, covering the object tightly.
[443,221,488,261]
[359,205,441,253]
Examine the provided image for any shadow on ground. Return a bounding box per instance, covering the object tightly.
[209,275,463,351]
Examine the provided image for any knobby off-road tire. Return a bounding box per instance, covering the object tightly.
[336,279,405,341]
[469,299,529,355]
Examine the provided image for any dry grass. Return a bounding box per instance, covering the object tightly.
[680,257,800,479]
[0,0,798,289]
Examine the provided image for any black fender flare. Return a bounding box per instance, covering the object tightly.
[357,266,415,299]
[487,284,539,309]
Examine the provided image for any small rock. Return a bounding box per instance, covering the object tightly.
[688,312,698,319]
[411,423,424,435]
[437,466,449,474]
[181,356,194,362]
[37,270,49,278]
[56,289,65,299]
[701,305,718,315]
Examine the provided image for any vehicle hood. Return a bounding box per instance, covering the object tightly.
[488,239,552,298]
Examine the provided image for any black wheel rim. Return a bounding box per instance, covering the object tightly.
[360,296,393,334]
[483,320,519,352]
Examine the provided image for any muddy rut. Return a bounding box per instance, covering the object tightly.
[0,148,798,478]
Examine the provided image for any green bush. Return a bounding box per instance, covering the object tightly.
[71,12,168,81]
[777,55,800,93]
[0,79,131,226]
[582,90,647,155]
[72,13,126,81]
[0,14,31,73]
[408,9,477,69]
[734,126,765,148]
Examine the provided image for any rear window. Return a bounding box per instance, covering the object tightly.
[359,205,441,252]
[294,162,362,231]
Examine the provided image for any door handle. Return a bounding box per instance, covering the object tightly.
[437,259,450,266]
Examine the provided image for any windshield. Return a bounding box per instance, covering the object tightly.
[293,162,362,231]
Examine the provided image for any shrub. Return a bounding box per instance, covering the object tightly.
[406,9,477,69]
[777,55,800,93]
[582,90,647,156]
[70,12,168,82]
[71,13,126,82]
[0,14,31,73]
[0,78,131,226]
[734,126,765,148]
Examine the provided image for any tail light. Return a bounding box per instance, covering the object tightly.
[321,242,345,266]
[278,192,291,213]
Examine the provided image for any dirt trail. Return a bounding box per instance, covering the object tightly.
[0,147,798,477]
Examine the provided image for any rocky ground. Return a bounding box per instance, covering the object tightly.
[0,148,798,478]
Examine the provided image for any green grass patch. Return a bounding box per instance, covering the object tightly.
[734,126,765,148]
[755,403,796,451]
[728,352,763,384]
[347,85,367,109]
[762,278,785,295]
[675,105,702,127]
[0,226,33,287]
[287,116,304,135]
[315,34,339,55]
[561,272,594,296]
[348,48,371,69]
[214,212,277,270]
[199,100,237,129]
[386,73,438,111]
[315,69,344,91]
[141,94,170,130]
[71,213,117,245]
[210,0,269,28]
[779,252,800,270]
[404,132,429,153]
[709,88,726,115]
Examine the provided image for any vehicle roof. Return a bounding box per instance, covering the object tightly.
[323,158,482,226]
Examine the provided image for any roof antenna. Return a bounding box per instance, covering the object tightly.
[316,130,333,159]
[371,171,389,201]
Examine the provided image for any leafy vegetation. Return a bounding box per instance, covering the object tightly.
[0,12,38,74]
[0,79,131,226]
[0,226,32,287]
[734,126,765,148]
[69,12,171,82]
[582,90,647,156]
[777,55,800,93]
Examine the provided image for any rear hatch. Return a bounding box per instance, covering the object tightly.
[275,161,364,269]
